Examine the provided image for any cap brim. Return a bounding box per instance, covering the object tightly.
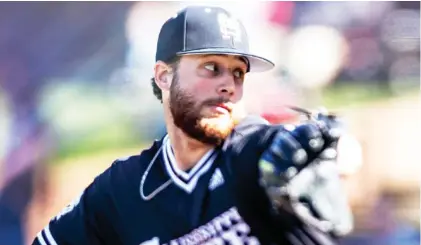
[177,48,274,73]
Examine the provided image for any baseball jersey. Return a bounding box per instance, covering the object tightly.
[32,116,338,245]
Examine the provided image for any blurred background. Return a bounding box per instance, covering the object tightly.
[0,1,419,245]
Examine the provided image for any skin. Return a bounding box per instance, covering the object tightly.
[154,54,248,171]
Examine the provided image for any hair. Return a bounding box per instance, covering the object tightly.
[151,57,181,103]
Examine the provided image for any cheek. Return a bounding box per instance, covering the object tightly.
[192,78,213,91]
[232,84,244,103]
[190,78,216,99]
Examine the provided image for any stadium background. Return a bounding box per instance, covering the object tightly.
[0,1,419,245]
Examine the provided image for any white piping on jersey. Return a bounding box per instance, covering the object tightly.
[164,135,216,181]
[37,225,58,245]
[36,231,47,245]
[140,135,218,200]
[44,224,58,245]
[163,135,218,193]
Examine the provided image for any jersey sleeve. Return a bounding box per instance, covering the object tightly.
[226,116,340,244]
[32,167,115,245]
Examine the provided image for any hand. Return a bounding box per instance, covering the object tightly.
[258,111,353,236]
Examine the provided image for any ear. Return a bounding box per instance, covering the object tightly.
[154,61,173,92]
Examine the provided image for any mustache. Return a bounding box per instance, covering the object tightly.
[203,97,230,106]
[202,97,234,113]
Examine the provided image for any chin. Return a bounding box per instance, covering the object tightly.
[200,116,234,138]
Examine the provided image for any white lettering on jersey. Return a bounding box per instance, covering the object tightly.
[140,237,160,245]
[149,207,260,245]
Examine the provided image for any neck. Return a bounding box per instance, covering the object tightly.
[164,110,214,171]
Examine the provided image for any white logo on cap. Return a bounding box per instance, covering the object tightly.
[217,13,242,44]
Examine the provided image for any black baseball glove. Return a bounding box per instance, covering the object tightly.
[258,110,354,237]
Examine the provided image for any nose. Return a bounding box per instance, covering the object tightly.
[216,74,236,98]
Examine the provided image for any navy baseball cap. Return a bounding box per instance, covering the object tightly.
[155,6,275,72]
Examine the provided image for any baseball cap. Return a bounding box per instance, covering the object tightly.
[155,6,275,72]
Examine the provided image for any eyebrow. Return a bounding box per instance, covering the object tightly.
[200,54,248,69]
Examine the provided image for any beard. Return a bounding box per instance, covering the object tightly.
[169,74,237,146]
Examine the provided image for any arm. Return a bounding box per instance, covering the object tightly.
[32,168,116,245]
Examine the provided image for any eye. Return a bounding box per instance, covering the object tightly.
[198,62,221,78]
[233,69,245,80]
[204,63,217,72]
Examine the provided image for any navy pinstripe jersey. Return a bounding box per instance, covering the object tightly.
[32,116,338,245]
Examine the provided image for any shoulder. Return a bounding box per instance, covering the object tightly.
[96,138,164,190]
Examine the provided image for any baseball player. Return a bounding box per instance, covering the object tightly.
[32,6,353,245]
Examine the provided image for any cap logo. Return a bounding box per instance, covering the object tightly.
[217,13,242,45]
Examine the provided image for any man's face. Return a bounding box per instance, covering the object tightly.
[169,54,248,146]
